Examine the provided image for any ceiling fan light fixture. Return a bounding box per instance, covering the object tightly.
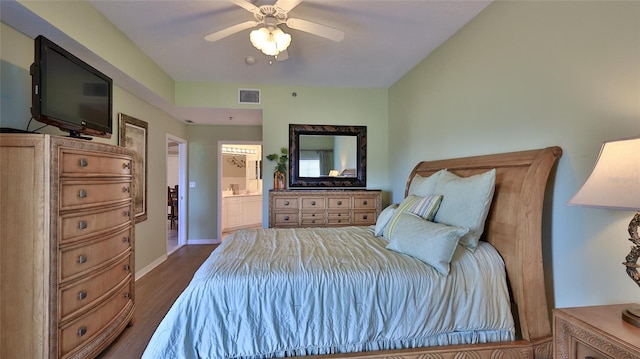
[250,26,291,56]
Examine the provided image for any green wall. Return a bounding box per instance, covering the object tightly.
[186,125,262,240]
[2,1,391,274]
[177,82,391,220]
[0,21,187,274]
[17,0,174,103]
[5,0,637,310]
[389,0,640,308]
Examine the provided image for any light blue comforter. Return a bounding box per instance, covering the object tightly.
[143,226,514,359]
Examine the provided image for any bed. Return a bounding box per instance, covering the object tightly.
[143,146,562,359]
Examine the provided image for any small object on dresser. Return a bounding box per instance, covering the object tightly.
[266,147,288,190]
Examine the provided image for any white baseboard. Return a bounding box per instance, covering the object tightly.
[135,254,167,281]
[188,238,221,245]
[134,240,220,281]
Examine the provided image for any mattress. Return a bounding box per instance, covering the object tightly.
[143,226,514,359]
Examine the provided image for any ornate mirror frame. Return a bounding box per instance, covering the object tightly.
[289,124,367,187]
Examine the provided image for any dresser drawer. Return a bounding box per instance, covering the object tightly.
[59,280,132,357]
[60,203,132,243]
[60,180,132,210]
[301,212,325,226]
[353,211,376,225]
[60,227,132,281]
[274,213,298,226]
[354,197,377,210]
[575,340,613,359]
[327,197,351,209]
[59,255,131,321]
[301,197,325,209]
[327,212,350,225]
[61,150,132,177]
[274,197,298,210]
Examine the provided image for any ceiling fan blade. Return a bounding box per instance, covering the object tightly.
[275,50,289,61]
[228,0,260,14]
[204,20,260,42]
[286,18,344,42]
[274,0,303,13]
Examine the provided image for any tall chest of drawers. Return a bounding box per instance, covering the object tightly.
[0,134,135,359]
[269,189,382,228]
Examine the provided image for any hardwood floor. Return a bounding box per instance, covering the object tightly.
[97,244,218,359]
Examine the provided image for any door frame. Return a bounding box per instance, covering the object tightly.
[217,140,263,241]
[167,134,188,252]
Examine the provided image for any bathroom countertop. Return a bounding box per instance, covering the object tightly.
[222,192,262,198]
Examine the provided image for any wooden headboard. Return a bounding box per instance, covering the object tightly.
[405,146,562,346]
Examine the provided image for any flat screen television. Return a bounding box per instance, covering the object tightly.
[30,35,113,139]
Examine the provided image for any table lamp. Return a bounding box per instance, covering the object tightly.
[567,135,640,327]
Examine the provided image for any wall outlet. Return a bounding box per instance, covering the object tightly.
[189,181,196,188]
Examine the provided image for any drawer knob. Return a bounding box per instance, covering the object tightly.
[311,201,316,205]
[123,162,131,170]
[79,158,88,167]
[284,216,289,221]
[123,186,131,193]
[124,264,130,271]
[123,236,130,244]
[363,200,368,205]
[338,213,342,217]
[78,255,87,264]
[284,200,289,205]
[78,189,87,198]
[363,215,368,220]
[337,201,342,205]
[78,220,88,230]
[77,326,87,337]
[124,292,131,299]
[78,290,87,301]
[124,210,131,218]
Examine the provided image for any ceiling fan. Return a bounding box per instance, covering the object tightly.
[204,0,345,59]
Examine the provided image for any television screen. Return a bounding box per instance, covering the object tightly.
[31,35,113,139]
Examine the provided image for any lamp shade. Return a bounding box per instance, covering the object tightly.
[250,26,291,56]
[567,136,640,211]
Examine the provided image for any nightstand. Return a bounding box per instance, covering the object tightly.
[554,304,640,359]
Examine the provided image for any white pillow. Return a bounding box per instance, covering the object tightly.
[433,169,496,251]
[386,212,469,275]
[374,204,398,237]
[407,169,446,197]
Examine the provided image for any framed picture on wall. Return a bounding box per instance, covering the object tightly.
[118,113,148,223]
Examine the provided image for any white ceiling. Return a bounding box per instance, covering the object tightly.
[2,0,492,125]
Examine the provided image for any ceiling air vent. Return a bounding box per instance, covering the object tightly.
[238,89,261,104]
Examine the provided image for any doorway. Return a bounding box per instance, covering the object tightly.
[218,141,263,241]
[167,134,187,254]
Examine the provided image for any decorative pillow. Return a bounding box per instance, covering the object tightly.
[386,212,469,275]
[408,169,446,197]
[383,194,443,239]
[433,169,496,251]
[374,204,398,237]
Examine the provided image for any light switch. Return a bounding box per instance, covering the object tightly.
[189,181,196,188]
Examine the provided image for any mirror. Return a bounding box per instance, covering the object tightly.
[289,124,367,187]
